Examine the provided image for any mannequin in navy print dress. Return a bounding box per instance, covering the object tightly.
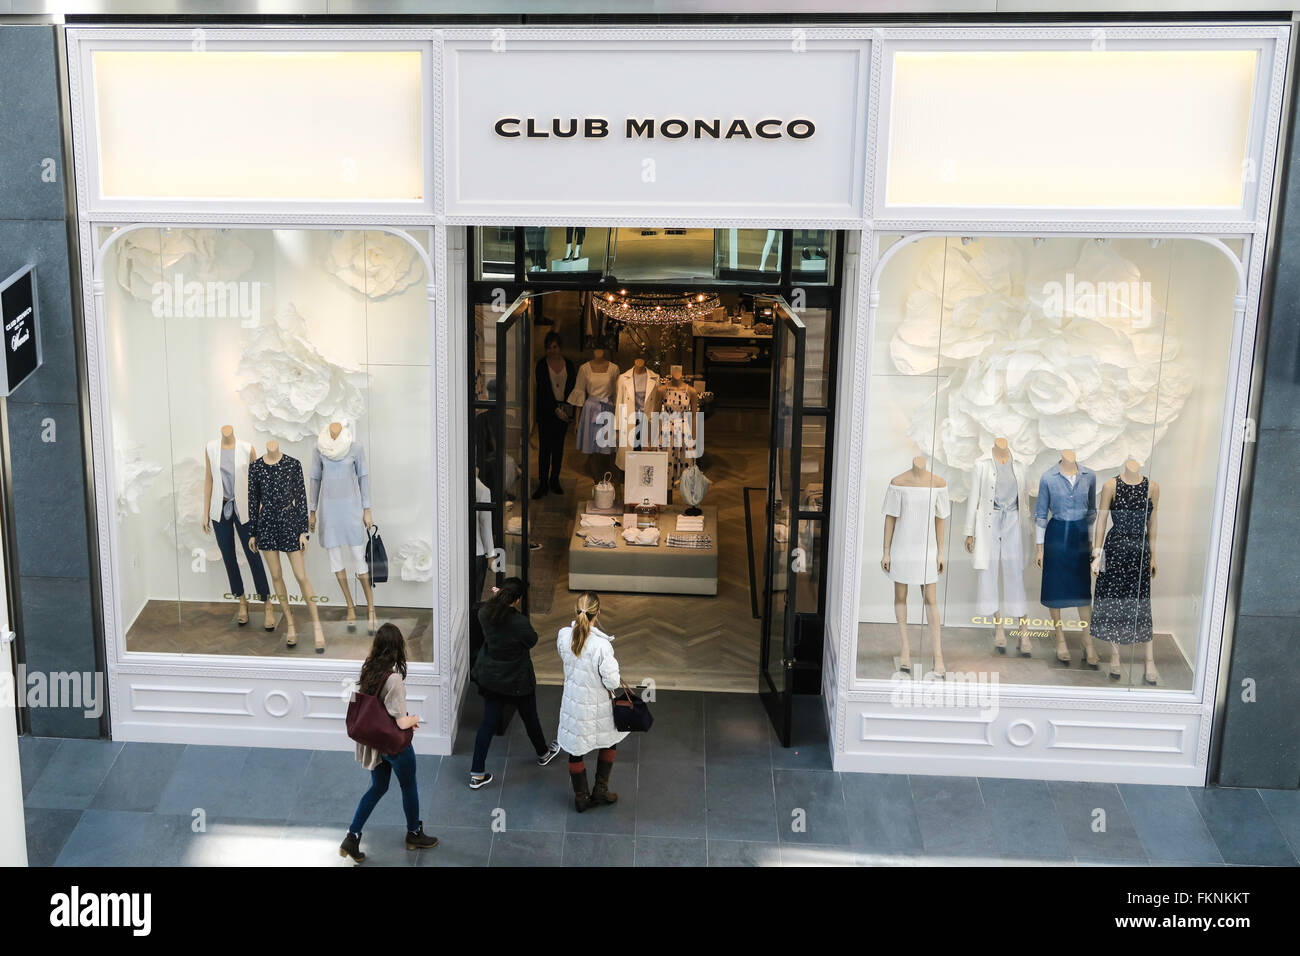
[249,439,326,654]
[1091,458,1161,686]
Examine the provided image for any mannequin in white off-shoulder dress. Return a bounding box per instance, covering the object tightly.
[880,456,950,678]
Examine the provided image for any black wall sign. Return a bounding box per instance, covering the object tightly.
[0,266,42,396]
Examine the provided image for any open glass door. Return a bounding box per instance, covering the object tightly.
[496,294,532,610]
[759,298,806,746]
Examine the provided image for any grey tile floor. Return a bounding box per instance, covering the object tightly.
[19,689,1300,867]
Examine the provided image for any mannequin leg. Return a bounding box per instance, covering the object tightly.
[263,550,294,646]
[357,572,378,635]
[1049,608,1071,664]
[893,582,910,672]
[1143,641,1159,685]
[1078,605,1099,668]
[286,550,325,653]
[335,570,358,629]
[923,582,944,677]
[1106,639,1123,679]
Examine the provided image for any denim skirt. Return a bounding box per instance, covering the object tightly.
[1040,517,1093,609]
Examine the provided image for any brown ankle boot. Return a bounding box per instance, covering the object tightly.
[591,757,618,806]
[569,765,593,813]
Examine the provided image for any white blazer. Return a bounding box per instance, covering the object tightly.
[614,366,659,471]
[206,439,252,524]
[963,456,1029,571]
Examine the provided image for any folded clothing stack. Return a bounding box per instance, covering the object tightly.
[583,531,618,549]
[675,514,705,532]
[621,526,661,547]
[579,514,619,529]
[666,533,713,550]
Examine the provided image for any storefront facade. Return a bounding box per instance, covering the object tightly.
[59,19,1290,786]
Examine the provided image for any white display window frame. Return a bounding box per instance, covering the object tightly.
[61,23,1292,785]
[829,24,1290,785]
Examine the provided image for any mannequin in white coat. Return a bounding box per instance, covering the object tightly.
[203,425,274,630]
[964,438,1029,654]
[614,357,659,472]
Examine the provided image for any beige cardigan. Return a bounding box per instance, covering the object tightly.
[354,672,408,771]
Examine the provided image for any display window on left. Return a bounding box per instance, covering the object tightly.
[99,226,434,663]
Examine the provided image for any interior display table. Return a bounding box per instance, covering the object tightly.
[568,504,717,595]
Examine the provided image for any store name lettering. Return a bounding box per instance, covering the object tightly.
[493,116,816,141]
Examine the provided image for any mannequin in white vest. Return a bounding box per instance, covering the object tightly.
[202,425,274,631]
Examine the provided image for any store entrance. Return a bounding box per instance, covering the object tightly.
[468,228,838,746]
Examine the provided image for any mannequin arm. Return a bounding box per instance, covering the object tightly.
[881,515,896,572]
[1147,481,1160,576]
[202,456,213,533]
[935,515,947,574]
[1093,481,1115,553]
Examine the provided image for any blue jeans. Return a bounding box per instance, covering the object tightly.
[348,744,419,836]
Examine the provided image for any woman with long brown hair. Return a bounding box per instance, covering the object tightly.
[556,591,628,812]
[339,623,438,863]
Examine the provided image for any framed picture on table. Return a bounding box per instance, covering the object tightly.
[624,451,670,505]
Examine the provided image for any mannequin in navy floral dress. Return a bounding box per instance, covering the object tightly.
[1091,460,1160,686]
[249,441,326,653]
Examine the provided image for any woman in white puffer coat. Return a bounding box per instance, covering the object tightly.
[557,591,628,812]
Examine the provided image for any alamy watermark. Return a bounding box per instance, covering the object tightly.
[1041,272,1153,328]
[151,273,262,326]
[1,665,104,718]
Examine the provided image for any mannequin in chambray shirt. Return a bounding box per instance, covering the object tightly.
[1034,450,1102,669]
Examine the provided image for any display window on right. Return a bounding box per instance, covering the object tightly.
[856,235,1243,691]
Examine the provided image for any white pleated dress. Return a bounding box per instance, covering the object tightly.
[881,483,951,585]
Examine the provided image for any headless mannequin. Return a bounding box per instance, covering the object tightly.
[1092,458,1161,683]
[202,425,274,630]
[309,421,378,634]
[250,439,325,652]
[578,348,616,481]
[881,456,947,677]
[964,437,1027,653]
[1035,449,1098,667]
[648,365,701,495]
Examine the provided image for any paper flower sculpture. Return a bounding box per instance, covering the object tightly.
[889,239,1193,499]
[397,538,434,583]
[113,228,254,300]
[163,456,220,562]
[236,302,366,442]
[113,441,162,520]
[325,230,424,299]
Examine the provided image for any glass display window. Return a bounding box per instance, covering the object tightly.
[855,235,1241,691]
[100,226,435,663]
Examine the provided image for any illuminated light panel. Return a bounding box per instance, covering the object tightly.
[92,50,424,202]
[885,49,1258,209]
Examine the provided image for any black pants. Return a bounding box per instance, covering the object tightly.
[213,512,269,601]
[565,227,586,245]
[538,420,568,486]
[472,692,548,774]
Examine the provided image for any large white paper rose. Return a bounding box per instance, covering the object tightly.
[236,303,366,442]
[892,240,1194,498]
[114,441,162,520]
[114,228,253,300]
[397,538,434,583]
[325,231,424,299]
[163,457,220,562]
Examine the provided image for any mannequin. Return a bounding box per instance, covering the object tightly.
[1035,449,1100,668]
[567,347,621,482]
[310,421,378,635]
[881,456,950,677]
[963,437,1028,654]
[614,355,660,472]
[202,425,274,630]
[249,439,325,653]
[1091,458,1160,684]
[647,365,701,487]
[563,227,586,261]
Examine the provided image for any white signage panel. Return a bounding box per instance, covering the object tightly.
[442,32,871,223]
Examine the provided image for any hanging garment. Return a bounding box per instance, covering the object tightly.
[881,483,951,586]
[679,463,711,509]
[1036,463,1097,608]
[248,455,309,553]
[1091,477,1155,645]
[654,386,696,484]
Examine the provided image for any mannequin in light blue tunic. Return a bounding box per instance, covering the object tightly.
[309,422,377,634]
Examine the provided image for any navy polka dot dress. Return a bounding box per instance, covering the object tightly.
[1091,477,1154,645]
[248,454,309,553]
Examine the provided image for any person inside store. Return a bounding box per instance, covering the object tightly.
[339,624,439,863]
[534,331,576,499]
[556,591,628,812]
[468,577,563,789]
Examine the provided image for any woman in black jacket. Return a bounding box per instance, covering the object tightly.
[469,577,561,788]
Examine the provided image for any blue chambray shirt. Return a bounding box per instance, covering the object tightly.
[1035,463,1097,543]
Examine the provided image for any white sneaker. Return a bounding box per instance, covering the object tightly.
[537,741,562,767]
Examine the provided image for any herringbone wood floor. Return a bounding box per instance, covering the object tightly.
[526,412,771,693]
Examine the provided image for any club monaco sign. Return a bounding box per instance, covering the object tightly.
[493,116,817,141]
[443,35,870,221]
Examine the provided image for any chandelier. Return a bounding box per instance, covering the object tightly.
[594,290,722,325]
